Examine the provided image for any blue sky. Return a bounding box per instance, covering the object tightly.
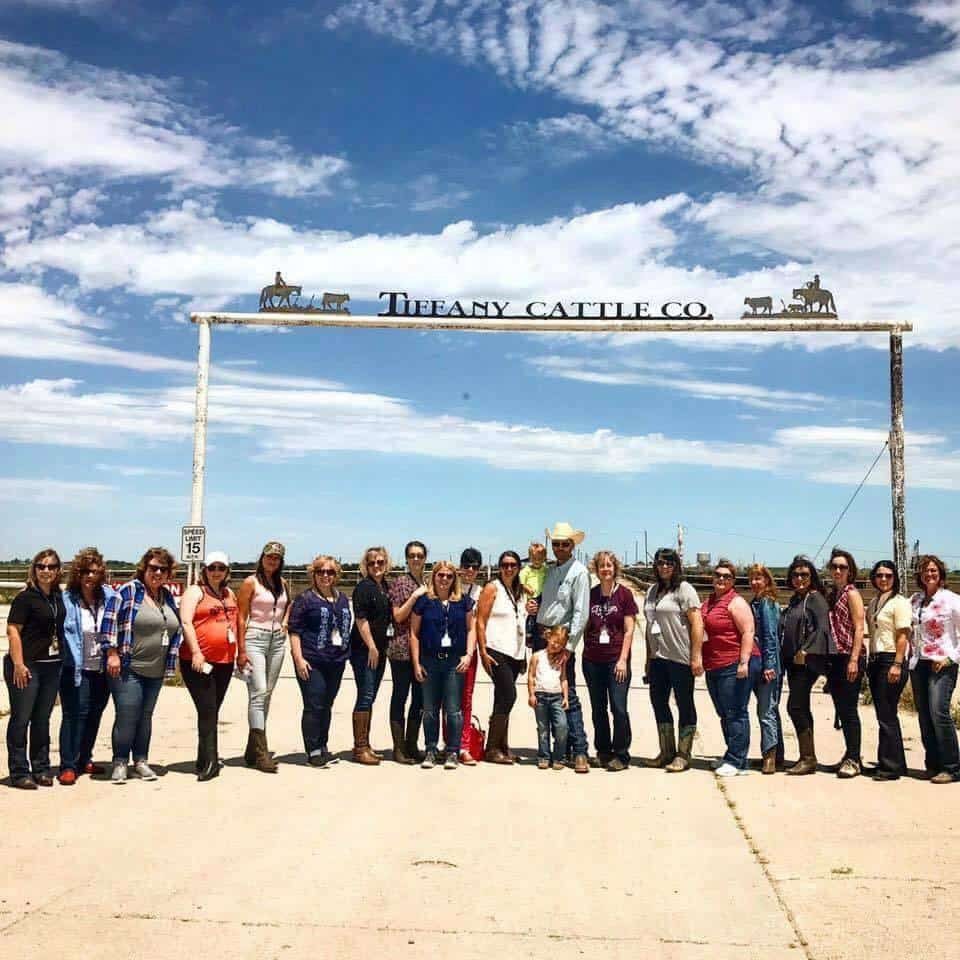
[1,0,959,569]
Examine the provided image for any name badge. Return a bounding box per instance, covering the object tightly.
[90,633,102,658]
[517,618,525,637]
[441,632,452,648]
[331,627,342,647]
[599,628,611,645]
[160,630,170,648]
[227,627,236,646]
[386,623,395,638]
[49,634,60,657]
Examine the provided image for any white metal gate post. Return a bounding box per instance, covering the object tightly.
[889,330,908,584]
[189,316,212,586]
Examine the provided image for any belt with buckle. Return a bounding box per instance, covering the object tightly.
[435,651,450,660]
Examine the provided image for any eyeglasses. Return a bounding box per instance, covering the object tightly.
[714,572,733,581]
[656,559,675,567]
[35,562,60,571]
[369,559,387,567]
[830,563,849,571]
[435,572,455,580]
[315,569,337,577]
[406,552,425,560]
[874,572,894,580]
[500,561,519,569]
[207,564,228,573]
[791,571,811,580]
[146,564,169,574]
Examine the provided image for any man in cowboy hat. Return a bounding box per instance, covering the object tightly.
[527,522,591,773]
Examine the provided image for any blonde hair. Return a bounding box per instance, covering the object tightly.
[543,624,569,646]
[428,560,462,601]
[589,550,622,582]
[310,555,341,583]
[359,546,391,578]
[529,542,547,560]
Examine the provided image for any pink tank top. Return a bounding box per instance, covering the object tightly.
[701,588,760,671]
[248,579,288,631]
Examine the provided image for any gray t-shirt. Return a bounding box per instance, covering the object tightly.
[645,581,700,665]
[131,600,171,679]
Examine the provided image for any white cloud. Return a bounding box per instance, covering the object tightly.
[0,476,113,504]
[0,41,348,199]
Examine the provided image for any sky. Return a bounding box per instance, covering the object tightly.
[1,0,959,569]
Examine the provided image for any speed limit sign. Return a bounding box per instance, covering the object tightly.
[180,525,206,563]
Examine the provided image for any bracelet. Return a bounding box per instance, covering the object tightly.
[892,661,903,667]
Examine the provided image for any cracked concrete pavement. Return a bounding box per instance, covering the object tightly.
[1,649,957,960]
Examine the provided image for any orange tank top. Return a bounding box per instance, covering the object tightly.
[181,586,239,664]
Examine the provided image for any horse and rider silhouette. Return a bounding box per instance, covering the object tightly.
[259,272,302,310]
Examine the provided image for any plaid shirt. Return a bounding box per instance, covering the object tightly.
[828,584,856,656]
[101,579,182,676]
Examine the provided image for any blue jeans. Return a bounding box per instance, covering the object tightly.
[534,692,567,762]
[564,654,588,758]
[582,658,632,761]
[296,659,346,756]
[58,669,110,773]
[350,647,386,712]
[705,658,759,770]
[109,669,163,764]
[911,660,960,776]
[420,654,465,754]
[648,656,697,728]
[4,656,61,780]
[245,627,286,730]
[750,667,783,757]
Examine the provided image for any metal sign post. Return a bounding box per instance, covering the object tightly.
[181,524,206,586]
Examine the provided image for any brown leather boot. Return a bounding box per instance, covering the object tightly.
[243,730,257,767]
[404,713,423,762]
[501,713,516,764]
[762,748,777,775]
[665,725,695,773]
[786,728,817,775]
[644,723,677,768]
[391,721,416,764]
[352,712,381,765]
[484,715,510,764]
[252,729,278,773]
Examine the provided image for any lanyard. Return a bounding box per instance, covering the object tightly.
[80,592,103,630]
[202,585,231,622]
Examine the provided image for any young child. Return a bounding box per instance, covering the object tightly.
[520,542,548,651]
[528,625,570,770]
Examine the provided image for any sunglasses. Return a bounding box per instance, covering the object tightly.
[792,571,811,580]
[713,572,733,581]
[315,569,337,577]
[81,568,102,576]
[656,559,676,567]
[146,564,169,574]
[500,561,519,569]
[369,558,387,567]
[830,563,849,571]
[35,562,60,571]
[874,572,894,580]
[552,541,573,548]
[406,552,426,560]
[435,572,455,580]
[461,563,480,571]
[207,564,228,573]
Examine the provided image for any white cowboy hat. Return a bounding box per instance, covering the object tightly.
[545,522,585,545]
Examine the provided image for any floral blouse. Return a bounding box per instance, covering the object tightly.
[909,588,960,668]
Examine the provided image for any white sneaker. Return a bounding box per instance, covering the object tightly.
[711,757,725,770]
[715,762,741,777]
[132,761,157,781]
[111,761,127,785]
[421,750,437,769]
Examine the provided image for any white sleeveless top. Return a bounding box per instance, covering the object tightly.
[247,579,288,631]
[485,579,526,660]
[534,650,563,694]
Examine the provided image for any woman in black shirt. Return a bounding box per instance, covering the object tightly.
[4,548,65,789]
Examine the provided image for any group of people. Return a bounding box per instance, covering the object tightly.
[4,523,959,789]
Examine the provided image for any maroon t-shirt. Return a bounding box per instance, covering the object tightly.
[584,584,638,663]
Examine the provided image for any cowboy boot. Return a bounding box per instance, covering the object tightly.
[197,731,220,782]
[352,712,381,765]
[786,729,817,775]
[502,713,516,764]
[243,730,257,767]
[253,729,278,773]
[484,715,510,764]
[762,748,777,775]
[644,723,677,768]
[665,725,695,773]
[405,712,423,762]
[391,721,415,764]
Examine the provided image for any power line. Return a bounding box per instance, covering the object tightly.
[814,441,889,564]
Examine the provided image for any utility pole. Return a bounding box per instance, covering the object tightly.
[889,330,908,585]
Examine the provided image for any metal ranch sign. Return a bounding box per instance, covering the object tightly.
[377,290,712,321]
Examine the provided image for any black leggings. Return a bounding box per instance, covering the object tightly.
[825,654,862,762]
[786,655,826,734]
[488,650,525,715]
[182,662,232,739]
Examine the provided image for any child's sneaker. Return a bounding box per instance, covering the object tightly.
[537,758,550,770]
